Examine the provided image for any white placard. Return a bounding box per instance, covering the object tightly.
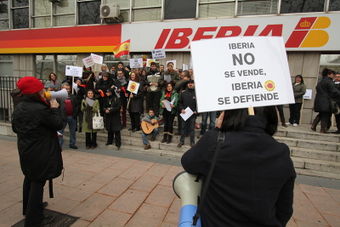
[166,60,176,69]
[151,49,166,59]
[191,37,295,113]
[129,58,143,68]
[180,107,194,121]
[303,89,313,100]
[65,65,83,77]
[162,100,172,112]
[127,80,140,94]
[82,56,95,68]
[91,53,103,65]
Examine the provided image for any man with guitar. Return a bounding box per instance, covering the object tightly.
[141,109,159,150]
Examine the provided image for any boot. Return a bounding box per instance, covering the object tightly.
[161,133,168,143]
[167,135,172,144]
[311,115,319,131]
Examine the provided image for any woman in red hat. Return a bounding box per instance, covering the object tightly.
[12,76,64,226]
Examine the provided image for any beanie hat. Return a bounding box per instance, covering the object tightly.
[17,77,44,95]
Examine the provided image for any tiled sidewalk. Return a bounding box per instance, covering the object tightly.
[0,139,340,227]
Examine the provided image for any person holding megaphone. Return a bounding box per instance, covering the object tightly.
[177,106,295,227]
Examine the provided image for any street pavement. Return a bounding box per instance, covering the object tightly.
[0,136,340,227]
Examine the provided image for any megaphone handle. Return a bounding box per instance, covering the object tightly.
[193,131,225,225]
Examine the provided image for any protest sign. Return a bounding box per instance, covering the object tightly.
[191,36,294,113]
[65,65,83,77]
[82,56,95,68]
[166,60,176,69]
[182,64,189,70]
[91,53,103,65]
[152,49,166,59]
[146,59,156,67]
[127,80,140,94]
[303,89,313,100]
[129,58,143,68]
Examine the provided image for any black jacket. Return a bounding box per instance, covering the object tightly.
[12,96,64,181]
[103,95,122,132]
[178,88,197,113]
[128,81,144,113]
[314,77,340,113]
[335,82,340,106]
[182,116,295,227]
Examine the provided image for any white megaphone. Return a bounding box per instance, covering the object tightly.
[173,171,202,227]
[44,89,68,100]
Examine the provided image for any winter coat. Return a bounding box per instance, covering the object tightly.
[12,96,64,181]
[335,82,340,106]
[128,81,144,113]
[81,99,100,133]
[182,116,296,227]
[162,70,180,85]
[292,83,306,103]
[159,90,179,115]
[314,77,340,113]
[57,94,79,120]
[103,95,122,132]
[95,78,114,94]
[178,88,197,114]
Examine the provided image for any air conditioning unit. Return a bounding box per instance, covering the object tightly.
[100,1,120,20]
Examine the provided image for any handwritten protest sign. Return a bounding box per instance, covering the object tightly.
[65,65,83,77]
[152,49,166,59]
[82,56,95,68]
[91,53,103,65]
[127,80,140,94]
[129,58,143,68]
[191,37,294,113]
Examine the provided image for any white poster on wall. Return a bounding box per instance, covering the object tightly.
[191,36,295,113]
[129,58,143,68]
[65,65,83,77]
[303,89,313,100]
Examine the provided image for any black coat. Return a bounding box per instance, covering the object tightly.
[314,77,340,113]
[178,88,197,113]
[95,78,114,93]
[128,81,144,113]
[335,82,340,106]
[182,116,295,227]
[103,95,122,132]
[12,96,64,181]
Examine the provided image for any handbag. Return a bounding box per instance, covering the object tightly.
[92,110,104,130]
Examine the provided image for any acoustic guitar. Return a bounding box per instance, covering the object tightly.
[141,119,159,134]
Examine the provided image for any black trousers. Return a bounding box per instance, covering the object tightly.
[23,177,46,227]
[176,113,182,134]
[336,114,340,131]
[180,116,196,144]
[163,110,175,134]
[129,112,141,130]
[276,105,286,124]
[319,112,332,131]
[107,131,121,147]
[289,103,303,124]
[85,132,97,147]
[146,91,161,116]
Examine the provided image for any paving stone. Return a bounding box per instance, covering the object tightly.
[145,163,172,177]
[306,193,340,216]
[125,203,167,227]
[119,164,151,180]
[45,196,81,214]
[109,189,148,214]
[89,209,131,227]
[98,177,134,197]
[145,185,175,208]
[70,219,91,227]
[0,203,23,226]
[130,174,162,192]
[322,214,340,227]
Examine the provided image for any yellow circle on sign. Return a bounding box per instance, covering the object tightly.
[264,80,275,91]
[130,82,137,92]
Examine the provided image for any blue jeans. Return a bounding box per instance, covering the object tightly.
[142,128,159,145]
[200,112,216,135]
[59,116,77,147]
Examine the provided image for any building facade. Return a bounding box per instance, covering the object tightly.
[0,0,340,123]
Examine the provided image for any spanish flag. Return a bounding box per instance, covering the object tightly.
[113,39,130,58]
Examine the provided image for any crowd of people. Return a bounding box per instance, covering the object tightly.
[43,63,340,152]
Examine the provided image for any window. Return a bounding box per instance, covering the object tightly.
[116,0,130,22]
[0,0,9,30]
[12,0,29,28]
[54,0,75,26]
[237,0,278,15]
[133,0,161,21]
[33,0,51,28]
[78,0,101,25]
[57,55,78,78]
[280,0,324,13]
[329,0,340,11]
[165,0,197,19]
[35,55,55,79]
[199,0,235,18]
[0,55,13,76]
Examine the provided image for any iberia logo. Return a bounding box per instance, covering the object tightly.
[264,80,275,91]
[286,16,330,48]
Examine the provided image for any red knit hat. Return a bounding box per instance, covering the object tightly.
[17,77,44,95]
